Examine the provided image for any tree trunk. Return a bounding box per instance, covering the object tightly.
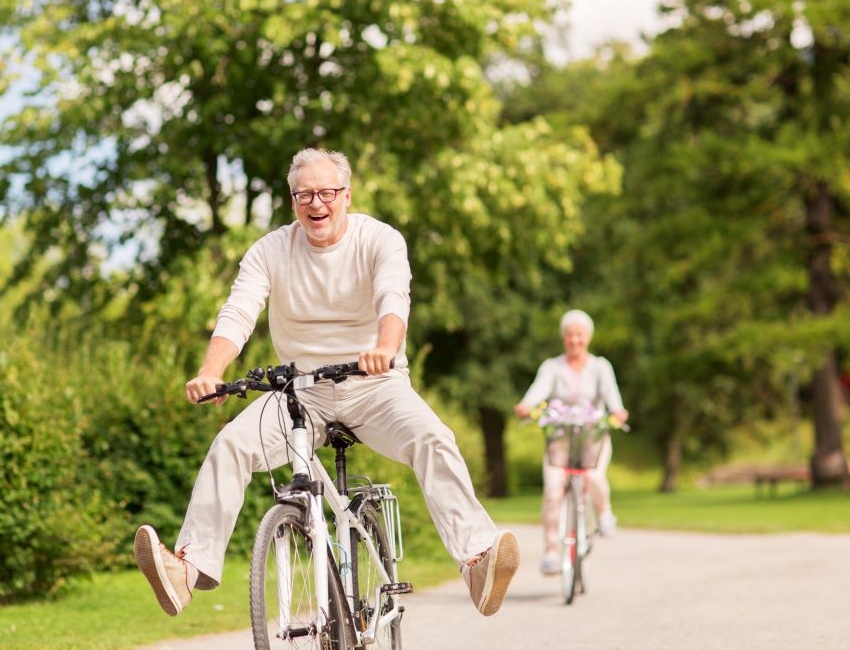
[660,435,680,493]
[205,148,224,235]
[245,182,257,227]
[809,352,849,487]
[478,406,508,498]
[805,182,849,487]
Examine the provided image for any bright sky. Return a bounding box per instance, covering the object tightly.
[558,0,665,61]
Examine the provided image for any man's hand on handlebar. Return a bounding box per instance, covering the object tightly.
[358,348,395,376]
[187,374,228,406]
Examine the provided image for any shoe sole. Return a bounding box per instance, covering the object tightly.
[479,531,520,616]
[134,525,182,616]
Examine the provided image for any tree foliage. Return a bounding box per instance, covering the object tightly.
[1,0,620,497]
[1,0,554,309]
[504,0,850,488]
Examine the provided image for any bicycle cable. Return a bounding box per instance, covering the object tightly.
[257,372,326,492]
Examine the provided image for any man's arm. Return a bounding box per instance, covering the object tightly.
[359,313,405,375]
[185,336,241,405]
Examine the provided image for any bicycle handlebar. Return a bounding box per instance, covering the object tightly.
[196,361,369,403]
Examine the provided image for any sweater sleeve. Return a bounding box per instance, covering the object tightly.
[519,358,558,408]
[372,225,411,327]
[596,356,625,413]
[211,236,272,353]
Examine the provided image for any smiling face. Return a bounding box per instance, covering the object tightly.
[290,158,352,247]
[562,322,592,361]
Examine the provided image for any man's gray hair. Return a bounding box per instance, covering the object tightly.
[559,309,594,338]
[287,148,351,190]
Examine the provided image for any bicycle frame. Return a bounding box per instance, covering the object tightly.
[274,405,403,646]
[563,469,592,559]
[565,468,590,540]
[203,362,408,648]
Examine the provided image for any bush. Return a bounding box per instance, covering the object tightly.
[0,343,119,603]
[69,337,263,560]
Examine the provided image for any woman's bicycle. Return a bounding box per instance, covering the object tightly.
[528,399,626,605]
[545,423,605,605]
[199,361,411,650]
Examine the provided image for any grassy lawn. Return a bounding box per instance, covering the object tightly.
[483,483,850,534]
[3,482,849,650]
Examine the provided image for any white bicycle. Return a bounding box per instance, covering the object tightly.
[200,362,410,650]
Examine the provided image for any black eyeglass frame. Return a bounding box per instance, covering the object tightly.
[291,187,348,205]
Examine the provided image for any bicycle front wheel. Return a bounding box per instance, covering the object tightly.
[250,503,353,650]
[559,482,579,605]
[351,501,402,650]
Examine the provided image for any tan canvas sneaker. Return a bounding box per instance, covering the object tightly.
[134,525,198,616]
[461,530,520,616]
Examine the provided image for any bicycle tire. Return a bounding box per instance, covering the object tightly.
[250,503,354,650]
[350,501,402,650]
[559,482,579,605]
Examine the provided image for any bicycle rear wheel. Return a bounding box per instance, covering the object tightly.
[350,501,402,650]
[250,503,353,650]
[559,482,579,605]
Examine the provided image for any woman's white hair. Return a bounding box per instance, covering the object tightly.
[559,309,594,338]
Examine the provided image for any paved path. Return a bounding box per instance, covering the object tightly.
[138,524,850,650]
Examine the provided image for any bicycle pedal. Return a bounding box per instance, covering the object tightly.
[381,581,413,595]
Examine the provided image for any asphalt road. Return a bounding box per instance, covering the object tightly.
[137,524,850,650]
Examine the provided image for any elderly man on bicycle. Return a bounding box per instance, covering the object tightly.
[133,147,519,619]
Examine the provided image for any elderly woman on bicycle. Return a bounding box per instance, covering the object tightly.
[514,309,629,575]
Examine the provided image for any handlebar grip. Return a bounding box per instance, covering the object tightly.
[345,358,395,374]
[196,382,229,402]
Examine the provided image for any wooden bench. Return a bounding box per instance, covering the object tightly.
[753,465,810,497]
[698,463,810,497]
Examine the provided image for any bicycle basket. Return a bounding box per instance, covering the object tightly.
[545,426,607,469]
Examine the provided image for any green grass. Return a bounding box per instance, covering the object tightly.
[483,482,850,534]
[616,484,850,533]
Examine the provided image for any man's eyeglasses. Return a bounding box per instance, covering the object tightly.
[291,187,347,206]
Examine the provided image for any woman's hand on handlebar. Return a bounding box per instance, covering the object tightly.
[186,374,228,406]
[514,403,531,419]
[358,348,395,376]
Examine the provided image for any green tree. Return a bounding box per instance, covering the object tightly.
[504,0,850,489]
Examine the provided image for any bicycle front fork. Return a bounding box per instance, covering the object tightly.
[285,422,333,632]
